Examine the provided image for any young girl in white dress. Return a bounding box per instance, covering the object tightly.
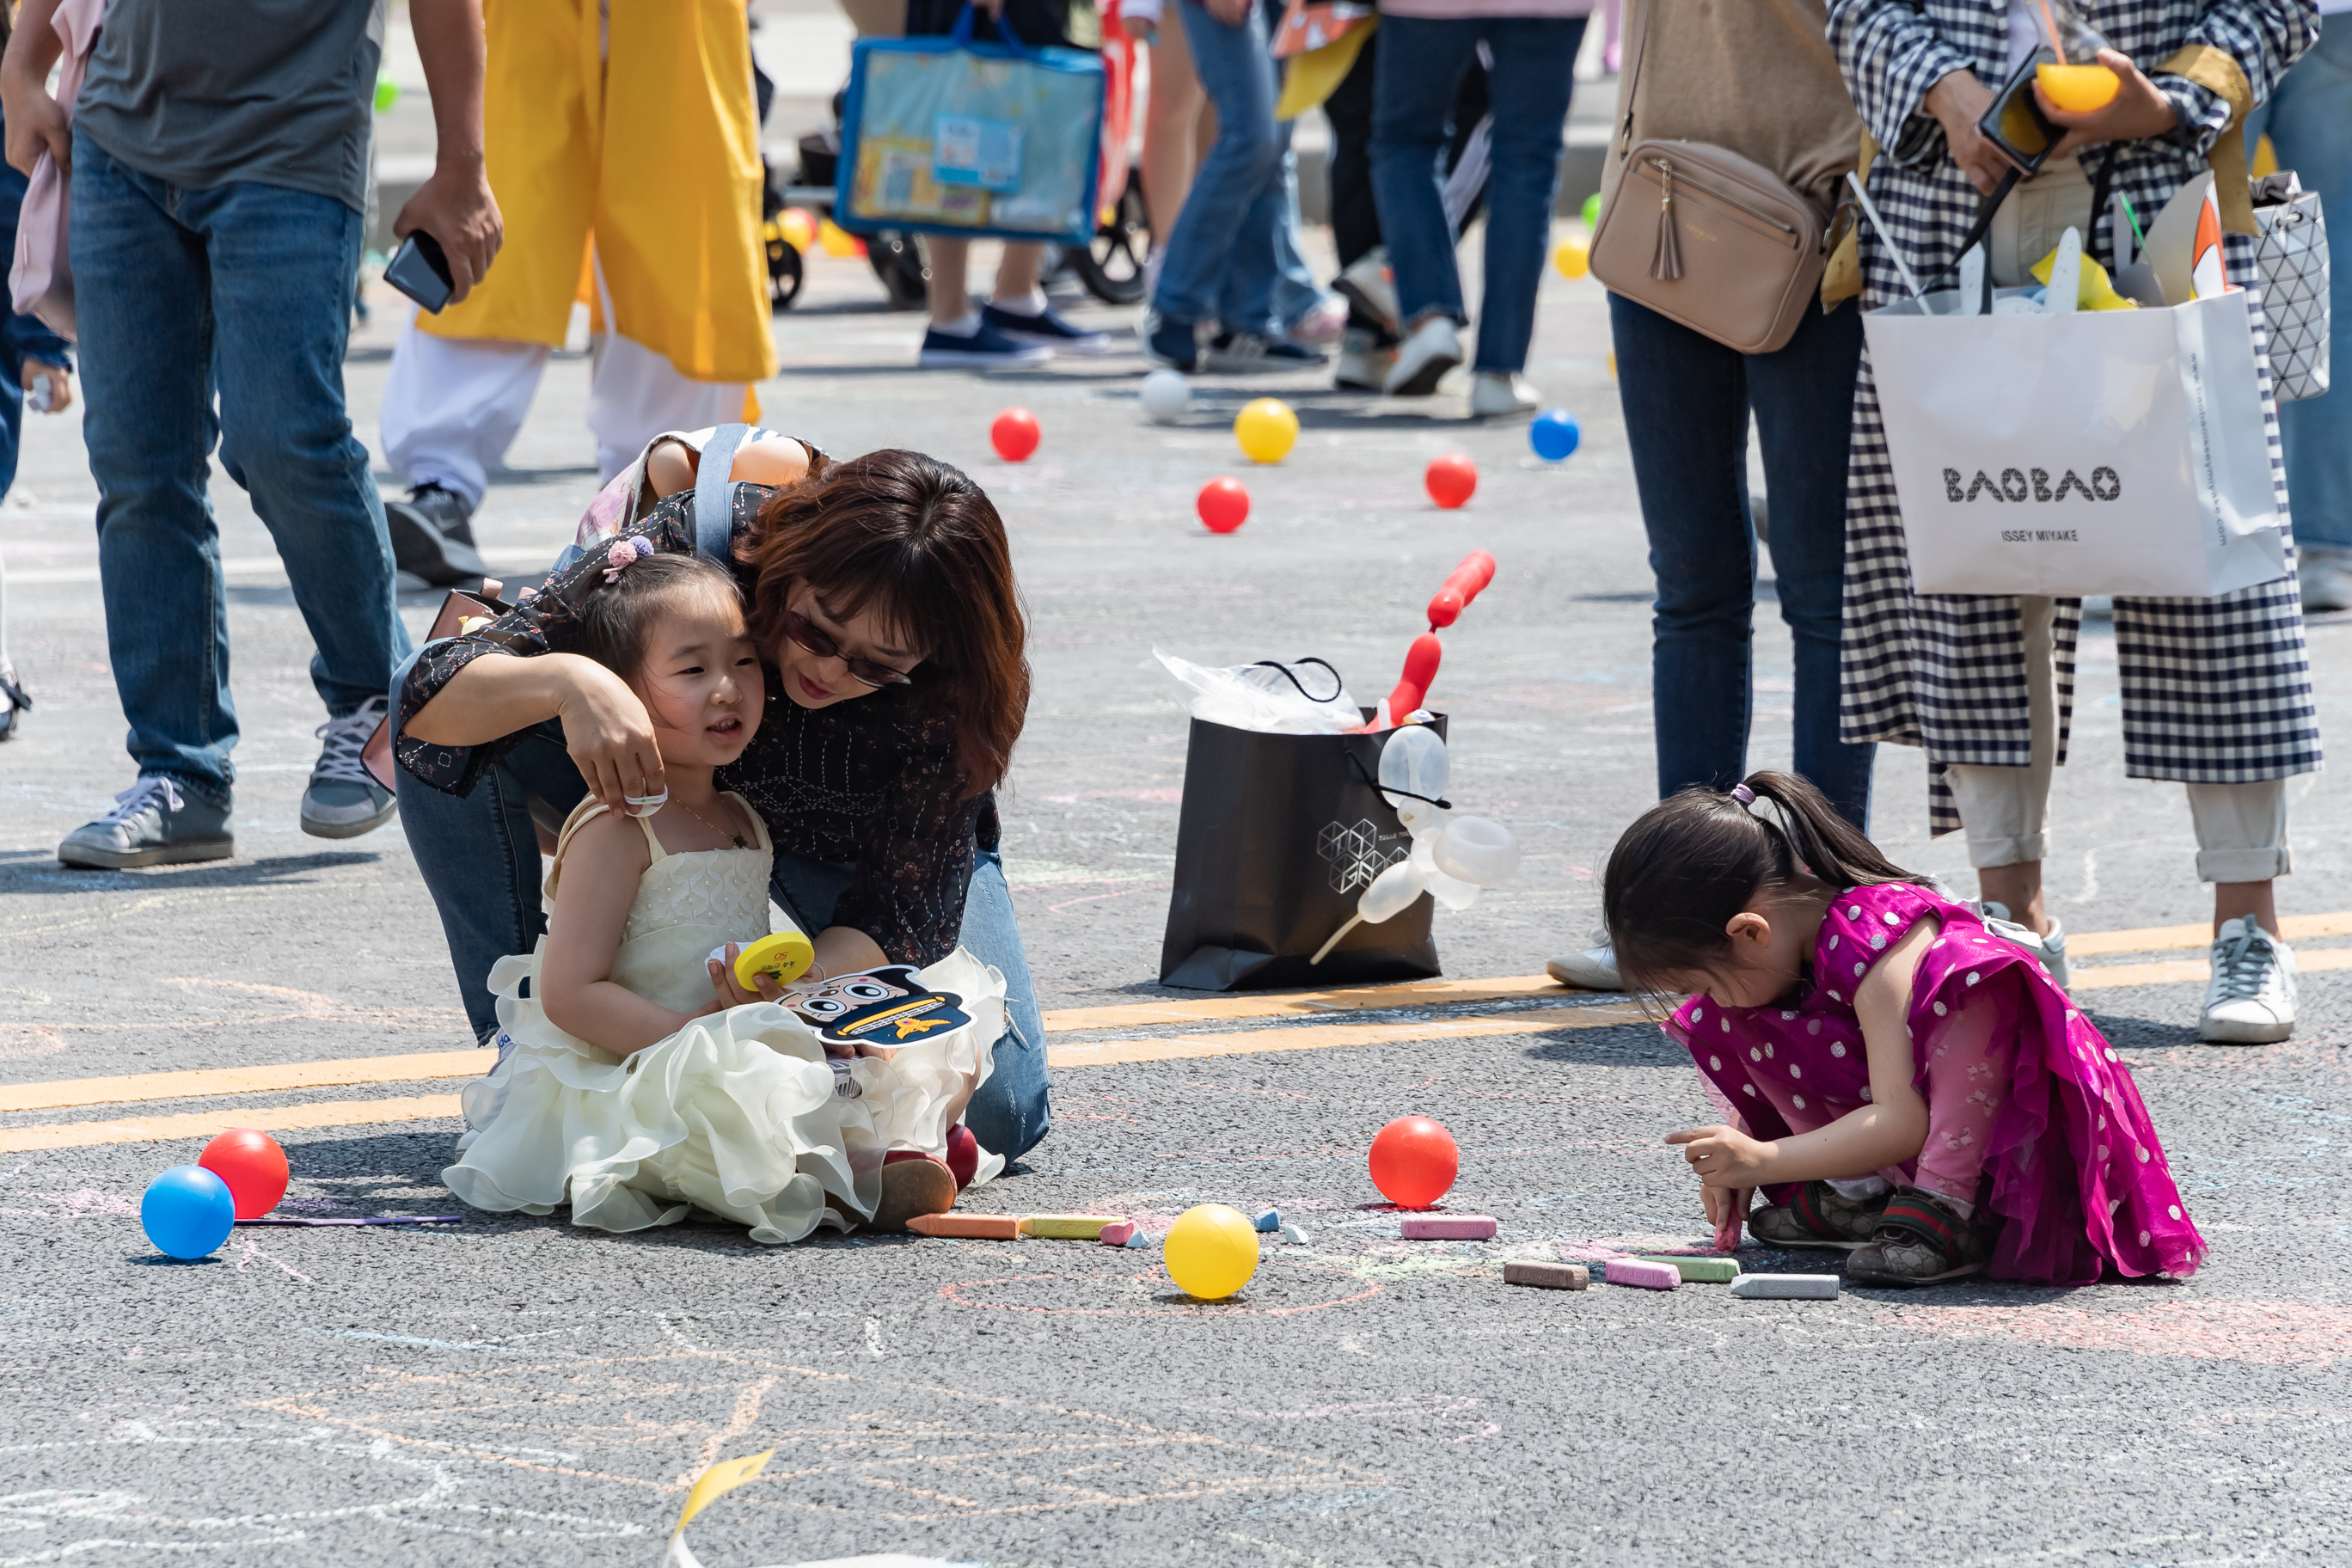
[442,548,1003,1240]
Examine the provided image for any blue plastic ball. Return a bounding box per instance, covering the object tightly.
[142,1164,235,1259]
[1530,408,1581,462]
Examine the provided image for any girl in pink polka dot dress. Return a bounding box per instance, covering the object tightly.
[1602,771,2204,1288]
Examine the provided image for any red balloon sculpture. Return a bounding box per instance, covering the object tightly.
[1385,632,1443,722]
[1426,550,1498,630]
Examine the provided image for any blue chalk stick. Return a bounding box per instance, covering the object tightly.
[1254,1209,1281,1232]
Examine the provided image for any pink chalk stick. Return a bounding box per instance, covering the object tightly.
[1400,1214,1497,1240]
[1099,1221,1139,1246]
[1605,1257,1681,1290]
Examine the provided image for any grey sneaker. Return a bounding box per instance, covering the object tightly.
[1332,328,1396,392]
[383,482,490,588]
[2299,546,2352,614]
[2199,916,2297,1044]
[302,696,397,839]
[58,776,233,868]
[1979,901,2070,989]
[1333,248,1399,334]
[1468,370,1540,420]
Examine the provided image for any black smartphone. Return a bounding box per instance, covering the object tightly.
[1978,46,2061,174]
[384,229,455,314]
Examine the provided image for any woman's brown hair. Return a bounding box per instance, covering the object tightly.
[743,449,1029,794]
[1602,770,1921,997]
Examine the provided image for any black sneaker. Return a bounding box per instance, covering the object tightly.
[383,483,490,588]
[917,318,1053,369]
[1141,312,1201,372]
[1204,331,1326,373]
[57,776,233,869]
[982,299,1112,356]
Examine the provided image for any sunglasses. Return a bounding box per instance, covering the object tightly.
[784,609,915,689]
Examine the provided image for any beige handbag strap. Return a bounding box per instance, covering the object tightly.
[1614,0,1654,169]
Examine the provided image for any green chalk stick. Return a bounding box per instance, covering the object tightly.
[1638,1254,1741,1283]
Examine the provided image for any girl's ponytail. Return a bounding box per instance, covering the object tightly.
[1602,770,1920,996]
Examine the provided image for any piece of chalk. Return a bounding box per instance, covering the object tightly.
[1504,1260,1589,1291]
[1099,1220,1139,1246]
[1401,1214,1497,1240]
[1728,1272,1840,1300]
[904,1214,1019,1240]
[1254,1208,1281,1233]
[1638,1254,1742,1283]
[1017,1215,1121,1239]
[1605,1257,1681,1289]
[1281,1222,1310,1246]
[1122,1229,1148,1249]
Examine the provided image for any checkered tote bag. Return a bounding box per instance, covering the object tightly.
[2251,173,2328,403]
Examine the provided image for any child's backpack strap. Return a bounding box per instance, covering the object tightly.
[691,423,753,563]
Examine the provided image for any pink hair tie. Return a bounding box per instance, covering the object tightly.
[601,536,655,583]
[1730,784,1756,805]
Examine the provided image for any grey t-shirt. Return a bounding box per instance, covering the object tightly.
[75,0,385,214]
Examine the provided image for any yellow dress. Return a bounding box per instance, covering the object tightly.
[420,0,778,387]
[444,799,1003,1243]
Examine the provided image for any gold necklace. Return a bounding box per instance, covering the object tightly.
[672,797,749,849]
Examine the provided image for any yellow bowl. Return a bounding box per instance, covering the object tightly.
[2037,62,2119,113]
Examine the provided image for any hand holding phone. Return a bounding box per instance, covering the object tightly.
[1977,47,2061,177]
[384,229,455,314]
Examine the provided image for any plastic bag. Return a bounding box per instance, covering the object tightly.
[1155,649,1363,735]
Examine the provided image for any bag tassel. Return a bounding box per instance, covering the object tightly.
[1650,161,1682,282]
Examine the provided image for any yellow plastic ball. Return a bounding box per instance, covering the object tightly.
[780,208,818,251]
[1553,239,1590,280]
[1163,1203,1260,1301]
[818,218,861,258]
[1234,398,1299,465]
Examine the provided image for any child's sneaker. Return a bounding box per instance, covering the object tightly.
[1747,1179,1889,1251]
[872,1151,957,1232]
[1847,1189,1990,1286]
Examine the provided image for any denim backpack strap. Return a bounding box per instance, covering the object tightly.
[692,423,752,563]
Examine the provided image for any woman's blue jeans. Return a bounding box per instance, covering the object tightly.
[1369,13,1582,374]
[70,129,407,808]
[1610,291,1876,828]
[1150,0,1322,334]
[395,721,1053,1161]
[2245,13,2352,554]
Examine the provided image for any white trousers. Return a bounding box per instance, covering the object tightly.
[1945,595,2292,883]
[380,321,747,506]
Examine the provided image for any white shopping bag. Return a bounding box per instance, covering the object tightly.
[1865,286,2288,598]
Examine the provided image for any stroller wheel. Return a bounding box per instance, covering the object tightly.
[1068,181,1150,305]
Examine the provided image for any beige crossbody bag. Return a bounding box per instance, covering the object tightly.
[1588,3,1831,355]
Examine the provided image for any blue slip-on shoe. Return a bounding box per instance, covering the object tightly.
[917,318,1054,370]
[1204,331,1328,373]
[983,300,1112,357]
[1141,312,1201,372]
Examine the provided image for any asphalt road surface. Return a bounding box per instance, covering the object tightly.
[3,238,2349,1566]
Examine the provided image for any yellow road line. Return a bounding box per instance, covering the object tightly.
[1038,974,1576,1032]
[0,1095,464,1154]
[2071,945,2352,991]
[2069,910,2352,957]
[1048,1004,1651,1070]
[0,1050,499,1115]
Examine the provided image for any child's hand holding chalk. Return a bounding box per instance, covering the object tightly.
[1700,1183,1750,1252]
[1665,1124,1773,1188]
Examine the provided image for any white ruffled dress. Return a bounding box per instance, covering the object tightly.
[442,798,1004,1243]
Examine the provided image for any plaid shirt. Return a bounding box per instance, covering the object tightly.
[1828,0,2322,835]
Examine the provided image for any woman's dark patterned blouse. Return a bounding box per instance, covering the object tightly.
[395,484,994,967]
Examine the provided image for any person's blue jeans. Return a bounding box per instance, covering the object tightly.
[70,128,407,808]
[1152,0,1323,335]
[395,721,1054,1161]
[0,109,70,500]
[1611,291,1876,829]
[2245,13,2351,554]
[1369,14,1581,375]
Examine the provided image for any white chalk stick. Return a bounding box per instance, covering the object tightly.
[1728,1273,1841,1300]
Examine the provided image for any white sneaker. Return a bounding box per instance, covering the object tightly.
[1468,371,1540,420]
[1547,928,1623,991]
[2300,547,2352,614]
[1333,328,1396,392]
[1978,902,2069,990]
[1334,248,1399,334]
[1383,315,1462,398]
[2199,917,2297,1044]
[1287,295,1350,346]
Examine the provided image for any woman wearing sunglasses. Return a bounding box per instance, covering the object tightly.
[393,444,1051,1162]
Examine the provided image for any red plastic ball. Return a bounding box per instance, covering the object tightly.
[1369,1115,1459,1209]
[198,1128,290,1221]
[990,407,1041,462]
[945,1124,980,1190]
[1197,476,1250,534]
[1425,453,1478,510]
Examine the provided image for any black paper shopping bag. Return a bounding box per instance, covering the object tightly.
[1159,713,1447,990]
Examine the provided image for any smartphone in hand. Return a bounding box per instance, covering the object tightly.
[1978,46,2061,175]
[384,230,455,314]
